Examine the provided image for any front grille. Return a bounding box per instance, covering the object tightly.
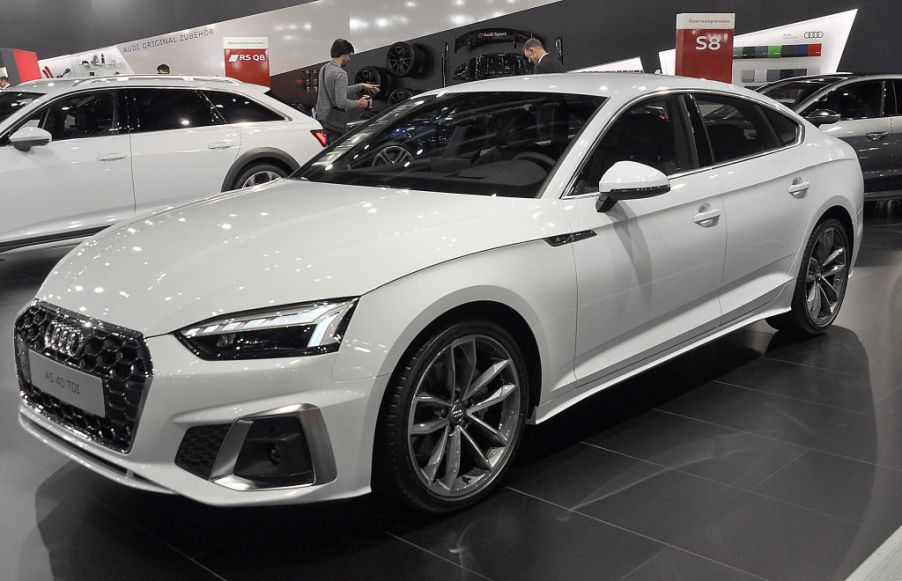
[14,302,153,453]
[175,424,231,479]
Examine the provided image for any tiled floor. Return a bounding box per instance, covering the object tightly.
[3,203,902,580]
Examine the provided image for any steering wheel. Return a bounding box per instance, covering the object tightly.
[371,142,414,167]
[514,151,556,170]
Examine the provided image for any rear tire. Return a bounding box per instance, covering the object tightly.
[231,162,288,190]
[767,218,850,336]
[373,320,530,514]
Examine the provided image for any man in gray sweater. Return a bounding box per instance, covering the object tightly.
[316,39,380,145]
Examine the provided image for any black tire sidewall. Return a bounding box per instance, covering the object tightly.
[374,319,530,513]
[792,217,850,333]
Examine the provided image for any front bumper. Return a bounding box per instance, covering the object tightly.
[19,328,387,506]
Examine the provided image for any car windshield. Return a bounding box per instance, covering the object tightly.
[759,78,848,109]
[0,91,41,123]
[294,91,605,198]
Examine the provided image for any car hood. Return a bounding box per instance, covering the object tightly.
[38,180,567,335]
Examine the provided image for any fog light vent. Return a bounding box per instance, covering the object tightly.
[233,416,314,487]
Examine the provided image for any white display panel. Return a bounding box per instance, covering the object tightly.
[576,57,644,73]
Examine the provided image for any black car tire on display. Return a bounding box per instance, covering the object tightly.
[354,66,393,97]
[373,319,530,514]
[386,42,429,77]
[387,88,416,105]
[767,217,850,336]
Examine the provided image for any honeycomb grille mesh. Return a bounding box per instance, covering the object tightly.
[175,424,231,479]
[15,302,152,453]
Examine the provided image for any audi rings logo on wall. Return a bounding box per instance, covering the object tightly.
[44,321,86,358]
[804,31,826,39]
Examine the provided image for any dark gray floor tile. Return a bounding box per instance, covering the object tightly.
[577,467,875,581]
[620,547,763,581]
[660,382,902,470]
[718,356,893,413]
[585,409,807,488]
[15,496,217,581]
[197,507,471,581]
[385,489,662,581]
[755,450,902,529]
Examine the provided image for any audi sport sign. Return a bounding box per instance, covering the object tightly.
[223,37,270,86]
[675,13,735,84]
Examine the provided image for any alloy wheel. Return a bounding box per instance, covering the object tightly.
[372,145,413,166]
[407,335,522,499]
[241,170,282,188]
[806,225,847,326]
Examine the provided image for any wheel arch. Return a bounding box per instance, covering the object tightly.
[383,300,543,415]
[221,147,300,191]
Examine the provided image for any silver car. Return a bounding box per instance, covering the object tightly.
[758,73,902,201]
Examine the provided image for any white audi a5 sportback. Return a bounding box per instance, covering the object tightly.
[0,75,323,253]
[16,73,863,513]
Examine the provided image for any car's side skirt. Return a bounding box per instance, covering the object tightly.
[0,227,106,254]
[533,284,791,424]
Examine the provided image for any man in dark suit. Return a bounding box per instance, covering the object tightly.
[524,38,563,74]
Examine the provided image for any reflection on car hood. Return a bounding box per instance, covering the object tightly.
[38,180,566,335]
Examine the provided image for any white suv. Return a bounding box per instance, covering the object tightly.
[0,76,324,253]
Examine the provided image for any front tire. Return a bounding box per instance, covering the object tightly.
[374,320,530,514]
[767,218,850,336]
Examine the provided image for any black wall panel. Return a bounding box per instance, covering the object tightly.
[272,0,901,110]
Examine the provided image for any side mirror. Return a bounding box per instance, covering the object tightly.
[805,109,842,127]
[596,161,670,212]
[10,127,52,151]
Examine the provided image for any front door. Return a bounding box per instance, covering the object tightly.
[0,89,134,248]
[564,94,726,389]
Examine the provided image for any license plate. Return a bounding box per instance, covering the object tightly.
[28,350,106,418]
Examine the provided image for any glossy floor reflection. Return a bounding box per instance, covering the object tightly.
[3,203,902,580]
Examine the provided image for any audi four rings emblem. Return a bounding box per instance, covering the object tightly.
[804,32,825,39]
[44,321,85,358]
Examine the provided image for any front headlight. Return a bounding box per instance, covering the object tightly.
[177,298,357,360]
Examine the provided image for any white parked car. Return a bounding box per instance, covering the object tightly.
[16,73,863,513]
[0,75,324,253]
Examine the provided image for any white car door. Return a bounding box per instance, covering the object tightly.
[689,93,811,319]
[126,88,241,214]
[0,89,134,249]
[563,94,726,390]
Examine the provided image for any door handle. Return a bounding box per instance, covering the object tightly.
[208,141,236,150]
[97,152,127,162]
[866,131,889,142]
[788,178,810,198]
[692,207,721,227]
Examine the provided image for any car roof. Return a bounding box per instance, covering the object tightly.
[421,72,776,105]
[11,75,268,96]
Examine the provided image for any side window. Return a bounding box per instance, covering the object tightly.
[20,91,119,141]
[573,95,695,194]
[763,108,802,147]
[808,81,885,120]
[204,91,284,123]
[694,94,779,164]
[130,89,219,133]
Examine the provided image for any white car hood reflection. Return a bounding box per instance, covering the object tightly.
[38,180,566,335]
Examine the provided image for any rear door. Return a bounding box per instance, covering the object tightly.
[689,93,810,320]
[802,80,893,195]
[0,88,134,247]
[126,88,241,214]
